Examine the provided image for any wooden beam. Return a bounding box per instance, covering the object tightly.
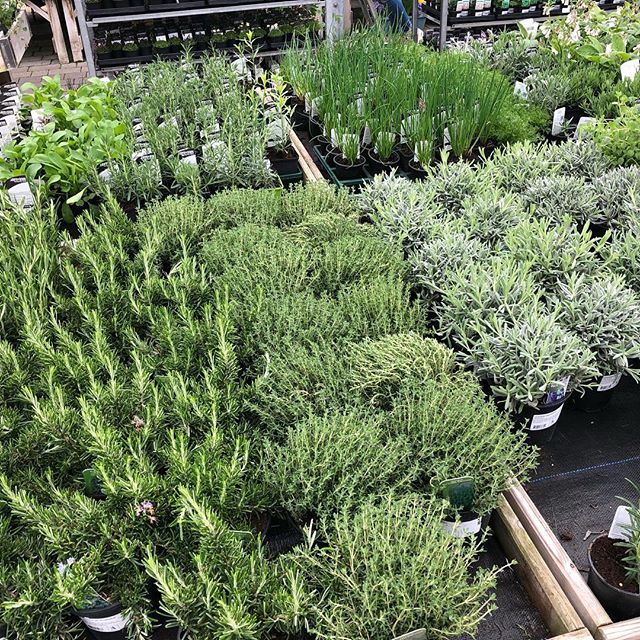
[23,0,49,21]
[60,0,84,61]
[44,0,69,64]
[595,620,640,640]
[551,631,595,640]
[290,131,324,182]
[505,481,612,635]
[493,497,584,637]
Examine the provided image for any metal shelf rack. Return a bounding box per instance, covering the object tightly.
[412,0,623,51]
[74,0,346,75]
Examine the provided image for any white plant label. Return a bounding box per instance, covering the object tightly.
[392,630,427,640]
[8,181,34,210]
[98,168,112,182]
[621,59,639,82]
[310,97,321,118]
[519,17,539,36]
[180,154,197,165]
[551,107,566,136]
[31,108,47,131]
[609,505,632,541]
[156,34,167,42]
[575,116,596,135]
[362,125,372,146]
[401,114,419,143]
[81,613,129,632]
[443,127,452,152]
[514,81,528,99]
[356,97,364,115]
[266,117,288,148]
[441,517,482,538]
[598,372,622,392]
[529,405,563,431]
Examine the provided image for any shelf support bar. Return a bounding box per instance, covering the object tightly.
[74,0,96,75]
[325,0,346,41]
[438,0,448,51]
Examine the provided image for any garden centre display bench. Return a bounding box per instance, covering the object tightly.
[73,0,349,76]
[507,378,640,640]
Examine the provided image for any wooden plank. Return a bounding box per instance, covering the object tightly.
[60,0,84,62]
[44,0,69,63]
[7,8,33,67]
[493,497,584,637]
[506,481,612,634]
[290,131,324,182]
[23,0,49,21]
[296,151,316,183]
[595,620,640,640]
[550,631,595,640]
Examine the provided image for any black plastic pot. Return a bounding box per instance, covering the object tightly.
[588,535,640,621]
[367,148,400,175]
[407,157,427,179]
[513,392,572,444]
[111,0,129,7]
[292,108,308,131]
[311,135,331,157]
[331,154,366,181]
[0,622,7,639]
[573,374,621,412]
[268,148,300,177]
[308,117,322,139]
[74,601,128,640]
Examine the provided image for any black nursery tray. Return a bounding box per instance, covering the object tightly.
[146,0,206,9]
[422,5,496,23]
[85,4,146,17]
[526,377,640,585]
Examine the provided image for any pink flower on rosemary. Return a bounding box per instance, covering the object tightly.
[135,500,157,524]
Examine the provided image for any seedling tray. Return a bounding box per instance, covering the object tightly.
[312,145,413,188]
[508,377,640,640]
[85,4,147,17]
[421,5,496,23]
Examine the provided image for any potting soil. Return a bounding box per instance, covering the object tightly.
[527,376,640,596]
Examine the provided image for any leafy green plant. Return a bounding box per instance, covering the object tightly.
[522,174,599,225]
[617,480,640,589]
[0,76,127,222]
[504,217,610,290]
[291,495,503,640]
[463,307,598,412]
[590,103,640,167]
[553,273,640,378]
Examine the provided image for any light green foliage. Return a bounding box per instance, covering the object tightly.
[522,174,599,225]
[393,375,537,512]
[262,410,419,524]
[504,217,610,290]
[467,308,598,411]
[548,138,612,179]
[603,230,640,293]
[0,76,127,221]
[349,332,457,403]
[617,481,640,589]
[291,495,503,640]
[553,273,640,376]
[485,141,559,192]
[592,166,640,228]
[591,103,640,167]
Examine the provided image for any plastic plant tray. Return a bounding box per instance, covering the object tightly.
[312,145,413,188]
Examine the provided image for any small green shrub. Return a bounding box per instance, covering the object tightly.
[486,141,559,191]
[504,217,610,290]
[261,410,418,525]
[591,104,640,167]
[292,495,502,640]
[522,174,599,225]
[554,273,640,377]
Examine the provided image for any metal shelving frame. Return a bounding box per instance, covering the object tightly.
[412,0,622,51]
[74,0,346,75]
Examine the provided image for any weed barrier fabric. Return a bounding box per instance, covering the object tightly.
[455,536,549,640]
[527,377,640,592]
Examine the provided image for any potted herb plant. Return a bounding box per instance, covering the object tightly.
[554,274,640,411]
[122,40,139,59]
[264,74,299,178]
[588,482,640,620]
